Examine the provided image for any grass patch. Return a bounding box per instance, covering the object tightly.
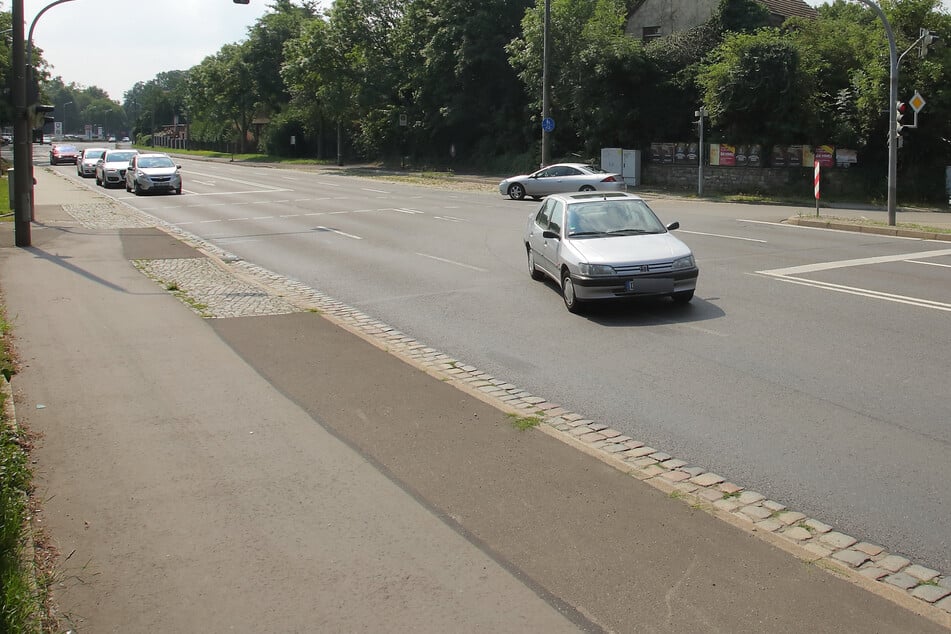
[0,305,46,632]
[508,413,542,431]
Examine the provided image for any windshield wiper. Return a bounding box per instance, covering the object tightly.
[606,229,650,235]
[568,231,606,237]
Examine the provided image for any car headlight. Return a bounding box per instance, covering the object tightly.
[672,255,696,270]
[579,263,616,276]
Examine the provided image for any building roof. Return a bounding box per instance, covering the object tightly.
[760,0,818,20]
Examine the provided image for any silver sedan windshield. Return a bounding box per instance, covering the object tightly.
[566,200,666,237]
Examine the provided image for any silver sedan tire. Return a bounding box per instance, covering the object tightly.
[561,270,584,314]
[507,183,526,200]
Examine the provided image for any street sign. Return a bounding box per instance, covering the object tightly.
[909,91,926,113]
[542,117,555,133]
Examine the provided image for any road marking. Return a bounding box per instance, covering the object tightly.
[906,259,951,268]
[415,252,487,271]
[192,179,215,186]
[362,187,389,194]
[434,216,466,223]
[737,218,929,241]
[178,189,294,197]
[314,226,362,240]
[679,229,766,243]
[393,207,423,215]
[758,248,951,276]
[757,274,951,312]
[185,170,289,190]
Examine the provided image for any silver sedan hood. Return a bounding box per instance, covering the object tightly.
[570,233,691,264]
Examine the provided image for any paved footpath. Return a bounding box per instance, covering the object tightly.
[0,167,948,632]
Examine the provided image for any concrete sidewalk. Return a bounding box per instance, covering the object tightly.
[0,167,948,632]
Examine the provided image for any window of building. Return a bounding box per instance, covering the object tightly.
[642,26,661,43]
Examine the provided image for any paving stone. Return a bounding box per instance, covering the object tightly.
[555,424,572,432]
[681,466,705,477]
[577,432,606,443]
[623,439,645,449]
[713,498,742,512]
[588,423,608,432]
[673,482,699,494]
[782,526,812,541]
[884,572,919,591]
[697,488,724,502]
[754,519,782,533]
[628,457,658,468]
[563,413,583,422]
[718,482,743,495]
[613,436,633,444]
[600,428,622,439]
[662,459,687,470]
[566,419,592,428]
[876,555,911,573]
[775,511,806,526]
[802,543,832,558]
[736,491,765,505]
[738,505,772,522]
[831,549,869,568]
[904,564,940,582]
[762,500,786,512]
[911,584,951,604]
[819,532,858,550]
[639,465,665,478]
[857,566,889,581]
[852,542,884,557]
[937,595,951,613]
[659,470,691,483]
[625,446,656,458]
[940,577,951,590]
[803,519,832,534]
[602,443,628,454]
[690,473,724,487]
[649,452,672,461]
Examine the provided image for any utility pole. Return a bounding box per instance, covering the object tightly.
[12,0,31,246]
[540,0,551,167]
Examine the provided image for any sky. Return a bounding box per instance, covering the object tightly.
[20,0,951,104]
[24,0,292,101]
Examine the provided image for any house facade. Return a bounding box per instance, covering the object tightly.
[626,0,818,43]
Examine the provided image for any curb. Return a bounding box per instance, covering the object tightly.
[785,217,951,241]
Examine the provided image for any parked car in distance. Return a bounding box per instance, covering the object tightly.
[500,163,625,201]
[524,191,698,313]
[77,148,108,178]
[125,153,182,195]
[120,136,130,142]
[95,149,139,188]
[49,144,80,165]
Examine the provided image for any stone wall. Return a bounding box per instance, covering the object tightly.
[641,163,880,199]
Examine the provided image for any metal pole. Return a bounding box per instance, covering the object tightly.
[697,107,706,197]
[12,0,31,246]
[856,0,898,226]
[540,0,551,167]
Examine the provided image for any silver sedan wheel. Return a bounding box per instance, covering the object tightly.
[561,271,583,313]
[508,183,526,200]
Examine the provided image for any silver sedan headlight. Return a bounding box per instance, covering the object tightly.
[672,254,696,270]
[578,263,616,276]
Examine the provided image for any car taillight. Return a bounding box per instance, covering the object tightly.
[601,175,618,182]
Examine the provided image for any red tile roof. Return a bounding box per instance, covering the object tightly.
[761,0,818,20]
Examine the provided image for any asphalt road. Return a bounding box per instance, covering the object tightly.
[43,145,951,575]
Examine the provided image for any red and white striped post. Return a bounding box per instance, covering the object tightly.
[814,159,820,217]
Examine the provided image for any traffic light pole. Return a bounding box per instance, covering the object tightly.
[856,0,898,226]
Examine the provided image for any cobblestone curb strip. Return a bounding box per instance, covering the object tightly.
[59,183,951,628]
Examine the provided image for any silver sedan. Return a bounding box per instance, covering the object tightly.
[524,192,699,312]
[499,163,625,200]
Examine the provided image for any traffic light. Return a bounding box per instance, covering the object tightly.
[920,28,939,58]
[29,104,55,130]
[896,101,907,135]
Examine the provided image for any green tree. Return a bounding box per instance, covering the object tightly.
[187,43,257,152]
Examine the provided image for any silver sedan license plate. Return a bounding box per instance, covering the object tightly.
[626,278,674,293]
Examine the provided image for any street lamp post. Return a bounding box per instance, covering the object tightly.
[540,0,551,168]
[63,101,72,136]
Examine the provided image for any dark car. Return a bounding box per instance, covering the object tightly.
[50,144,81,165]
